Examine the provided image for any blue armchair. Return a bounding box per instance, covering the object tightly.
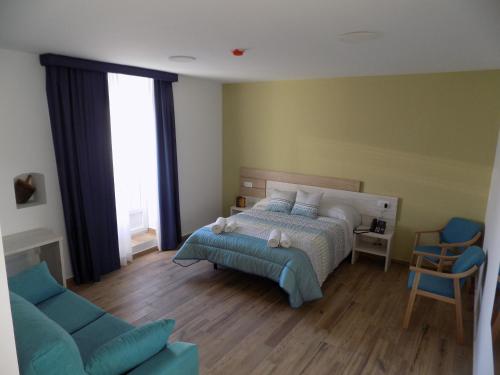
[403,246,485,344]
[412,217,482,271]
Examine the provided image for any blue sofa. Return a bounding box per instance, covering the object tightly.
[8,262,198,375]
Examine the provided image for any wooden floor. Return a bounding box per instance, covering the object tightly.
[130,231,156,247]
[72,251,474,375]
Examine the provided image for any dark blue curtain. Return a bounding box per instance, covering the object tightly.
[41,54,178,82]
[154,80,182,249]
[44,66,120,283]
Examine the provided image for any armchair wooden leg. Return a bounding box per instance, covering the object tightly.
[404,258,424,329]
[454,280,464,344]
[493,310,500,343]
[465,277,472,295]
[403,291,417,329]
[455,302,464,344]
[403,278,420,329]
[437,247,448,272]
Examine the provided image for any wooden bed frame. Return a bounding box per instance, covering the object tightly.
[239,167,361,198]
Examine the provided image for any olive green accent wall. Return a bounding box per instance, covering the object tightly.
[223,71,500,261]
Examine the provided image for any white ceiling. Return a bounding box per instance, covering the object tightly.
[1,0,500,82]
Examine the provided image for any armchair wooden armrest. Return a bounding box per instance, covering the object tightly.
[414,228,443,235]
[433,232,482,250]
[412,250,459,261]
[411,232,482,270]
[414,228,481,247]
[409,265,478,280]
[434,243,462,249]
[413,227,443,250]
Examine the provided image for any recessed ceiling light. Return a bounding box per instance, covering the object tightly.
[338,31,382,43]
[168,55,196,63]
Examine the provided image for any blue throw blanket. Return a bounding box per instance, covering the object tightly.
[173,228,323,308]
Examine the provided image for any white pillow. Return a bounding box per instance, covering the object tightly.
[266,189,297,214]
[252,197,271,210]
[291,190,323,218]
[320,203,361,228]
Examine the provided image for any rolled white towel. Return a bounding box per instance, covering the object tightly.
[267,229,281,248]
[280,232,292,248]
[210,217,226,234]
[224,220,237,233]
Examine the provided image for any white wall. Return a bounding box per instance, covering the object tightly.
[474,131,500,375]
[0,226,20,375]
[0,48,71,276]
[0,48,222,282]
[174,76,222,235]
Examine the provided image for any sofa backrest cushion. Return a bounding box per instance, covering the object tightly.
[9,292,85,375]
[37,290,105,334]
[8,262,65,304]
[85,319,175,375]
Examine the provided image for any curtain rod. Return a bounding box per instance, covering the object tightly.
[40,53,178,82]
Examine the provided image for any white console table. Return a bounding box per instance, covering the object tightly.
[3,228,66,286]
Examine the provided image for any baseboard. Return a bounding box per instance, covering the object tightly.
[65,245,160,285]
[65,237,408,286]
[132,246,158,259]
[391,258,410,266]
[355,251,410,266]
[66,277,76,288]
[137,233,193,254]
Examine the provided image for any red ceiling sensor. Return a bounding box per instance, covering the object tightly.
[232,48,246,56]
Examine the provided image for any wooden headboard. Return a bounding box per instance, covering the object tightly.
[239,167,398,227]
[239,167,361,198]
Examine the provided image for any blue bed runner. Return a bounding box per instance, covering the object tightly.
[173,228,323,308]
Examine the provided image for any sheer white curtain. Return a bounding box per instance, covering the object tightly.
[108,73,159,266]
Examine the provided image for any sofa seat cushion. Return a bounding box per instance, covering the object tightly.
[8,262,65,304]
[84,319,175,375]
[37,290,105,333]
[72,313,134,364]
[10,292,85,375]
[127,342,199,375]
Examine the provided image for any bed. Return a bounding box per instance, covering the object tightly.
[174,168,398,308]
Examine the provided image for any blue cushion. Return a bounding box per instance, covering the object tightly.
[407,271,455,298]
[37,290,105,333]
[84,319,175,375]
[128,342,199,375]
[452,246,485,274]
[290,203,318,218]
[266,189,297,214]
[8,262,65,304]
[72,313,134,364]
[9,292,85,375]
[290,190,322,219]
[441,217,481,244]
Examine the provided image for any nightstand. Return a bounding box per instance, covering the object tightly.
[230,205,250,215]
[351,228,394,272]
